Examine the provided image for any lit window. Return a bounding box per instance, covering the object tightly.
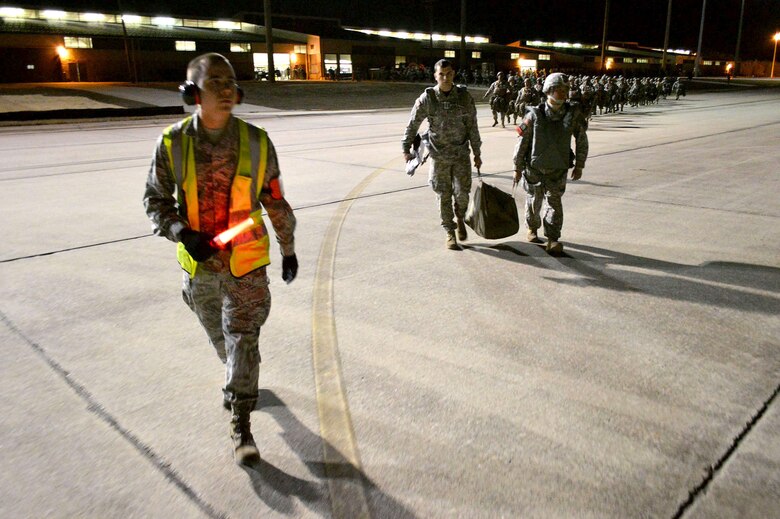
[175,41,196,51]
[339,54,352,74]
[324,54,338,71]
[64,37,92,49]
[624,57,633,63]
[230,43,250,53]
[714,61,721,65]
[444,50,455,58]
[637,58,649,64]
[294,45,306,54]
[471,51,481,58]
[538,54,551,61]
[511,53,519,59]
[395,56,406,65]
[27,64,34,70]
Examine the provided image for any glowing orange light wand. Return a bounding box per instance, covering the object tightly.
[211,210,263,249]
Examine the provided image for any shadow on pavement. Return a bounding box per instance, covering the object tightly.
[243,389,417,518]
[468,240,779,315]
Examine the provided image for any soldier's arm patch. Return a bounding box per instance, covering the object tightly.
[516,120,529,136]
[262,177,284,200]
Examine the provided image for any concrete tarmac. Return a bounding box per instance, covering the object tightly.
[0,86,778,518]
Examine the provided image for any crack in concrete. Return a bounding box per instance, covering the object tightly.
[673,382,780,519]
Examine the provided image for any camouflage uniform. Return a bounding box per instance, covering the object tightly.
[144,115,296,410]
[403,85,481,232]
[514,79,539,124]
[513,102,588,242]
[483,76,511,126]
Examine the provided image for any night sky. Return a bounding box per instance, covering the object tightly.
[14,1,780,60]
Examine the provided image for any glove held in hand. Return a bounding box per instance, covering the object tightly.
[180,229,217,262]
[282,254,298,284]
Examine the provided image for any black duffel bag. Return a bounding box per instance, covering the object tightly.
[465,177,519,239]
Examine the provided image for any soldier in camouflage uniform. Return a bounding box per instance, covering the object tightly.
[483,71,511,127]
[513,73,588,255]
[513,77,539,124]
[403,59,482,250]
[506,75,519,124]
[144,53,297,465]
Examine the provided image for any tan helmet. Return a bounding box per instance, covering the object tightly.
[542,72,569,95]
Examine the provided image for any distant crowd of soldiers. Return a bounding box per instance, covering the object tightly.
[482,70,688,127]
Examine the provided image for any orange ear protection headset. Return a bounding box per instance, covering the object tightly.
[178,80,244,106]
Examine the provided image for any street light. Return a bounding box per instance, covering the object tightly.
[772,32,780,79]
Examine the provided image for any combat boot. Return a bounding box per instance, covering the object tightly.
[456,218,467,241]
[230,409,260,465]
[492,118,498,127]
[526,228,541,243]
[446,231,461,250]
[545,240,564,255]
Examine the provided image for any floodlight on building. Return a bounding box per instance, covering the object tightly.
[216,20,240,31]
[42,10,66,19]
[0,7,25,18]
[606,58,614,70]
[652,47,692,55]
[82,13,105,22]
[121,14,141,24]
[56,45,69,59]
[152,17,176,27]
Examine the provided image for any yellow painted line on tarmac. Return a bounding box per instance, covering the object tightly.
[312,158,397,519]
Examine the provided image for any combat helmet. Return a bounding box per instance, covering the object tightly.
[542,72,569,95]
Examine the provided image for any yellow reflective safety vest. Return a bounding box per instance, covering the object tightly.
[162,116,270,278]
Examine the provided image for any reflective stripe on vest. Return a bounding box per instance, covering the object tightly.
[163,116,270,278]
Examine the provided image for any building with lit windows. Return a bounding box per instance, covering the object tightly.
[0,5,725,83]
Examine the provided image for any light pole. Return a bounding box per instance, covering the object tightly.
[661,0,673,73]
[599,0,610,73]
[772,32,780,79]
[693,0,707,77]
[734,0,745,76]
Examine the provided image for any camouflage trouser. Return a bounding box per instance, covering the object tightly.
[429,156,472,232]
[522,167,567,242]
[182,266,271,408]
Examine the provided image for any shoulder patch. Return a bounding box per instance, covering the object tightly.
[266,177,284,200]
[516,116,532,136]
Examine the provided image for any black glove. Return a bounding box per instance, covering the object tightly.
[179,228,218,262]
[282,254,298,284]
